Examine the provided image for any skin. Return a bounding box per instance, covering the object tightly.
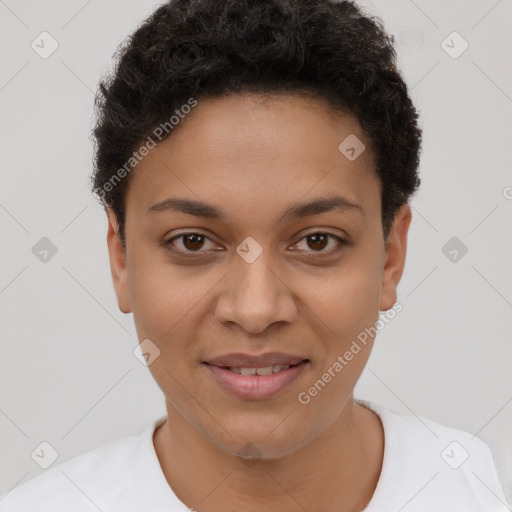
[106,92,412,512]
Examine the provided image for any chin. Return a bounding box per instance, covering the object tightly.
[207,415,311,461]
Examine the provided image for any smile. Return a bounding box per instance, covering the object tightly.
[229,364,292,375]
[203,359,309,400]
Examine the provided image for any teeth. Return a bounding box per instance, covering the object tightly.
[256,366,273,376]
[229,364,291,375]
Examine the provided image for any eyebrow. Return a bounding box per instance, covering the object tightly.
[146,195,363,222]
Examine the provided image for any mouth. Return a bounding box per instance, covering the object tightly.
[202,353,310,400]
[224,363,301,375]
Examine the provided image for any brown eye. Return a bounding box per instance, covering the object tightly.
[306,233,329,251]
[293,232,347,259]
[165,232,217,254]
[182,233,205,251]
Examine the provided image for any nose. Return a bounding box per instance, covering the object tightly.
[214,249,298,335]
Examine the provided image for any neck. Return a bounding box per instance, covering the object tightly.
[153,397,383,512]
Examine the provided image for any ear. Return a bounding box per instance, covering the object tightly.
[106,208,132,314]
[379,204,412,311]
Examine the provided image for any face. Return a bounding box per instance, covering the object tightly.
[107,92,411,459]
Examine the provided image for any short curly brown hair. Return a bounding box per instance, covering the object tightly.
[90,0,422,248]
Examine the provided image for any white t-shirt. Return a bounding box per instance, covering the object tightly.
[0,400,509,512]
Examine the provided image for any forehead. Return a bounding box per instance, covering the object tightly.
[125,92,380,223]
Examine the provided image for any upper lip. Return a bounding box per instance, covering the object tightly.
[204,352,308,368]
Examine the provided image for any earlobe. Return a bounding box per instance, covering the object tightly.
[106,208,132,314]
[379,205,412,311]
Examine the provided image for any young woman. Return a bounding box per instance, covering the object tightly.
[2,1,508,510]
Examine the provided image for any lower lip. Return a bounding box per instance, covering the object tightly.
[203,361,309,400]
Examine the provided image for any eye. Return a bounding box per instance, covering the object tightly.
[292,232,346,258]
[165,232,219,255]
[164,230,347,259]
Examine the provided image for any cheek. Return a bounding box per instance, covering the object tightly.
[126,237,208,326]
[127,256,207,405]
[301,256,382,333]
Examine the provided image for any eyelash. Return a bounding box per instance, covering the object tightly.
[163,231,347,260]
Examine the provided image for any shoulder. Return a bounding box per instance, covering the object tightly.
[358,399,510,512]
[0,424,152,512]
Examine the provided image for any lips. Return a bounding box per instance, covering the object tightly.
[204,352,308,368]
[203,352,310,400]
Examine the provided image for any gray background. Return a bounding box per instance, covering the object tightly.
[1,0,511,503]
